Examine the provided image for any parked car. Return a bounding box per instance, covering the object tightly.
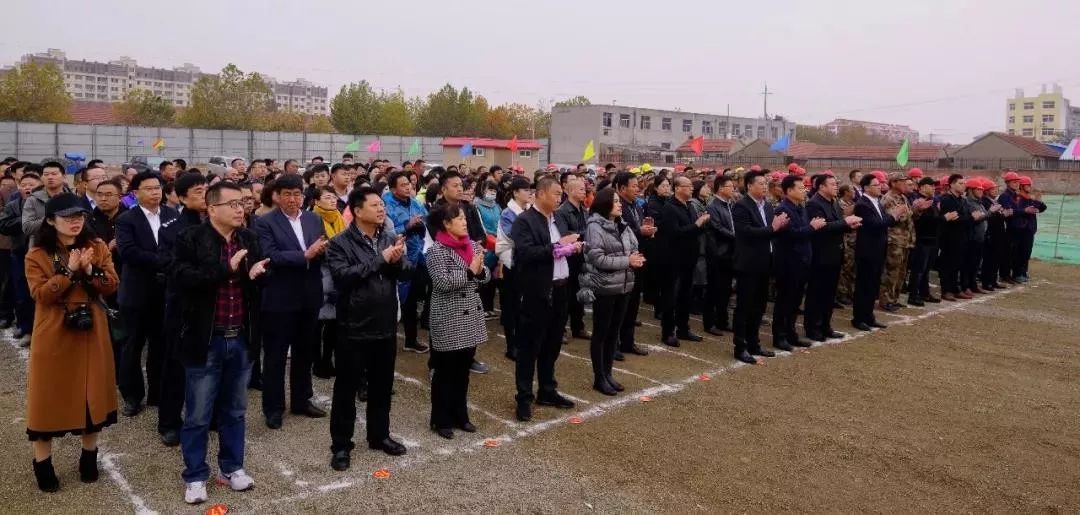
[122,155,168,173]
[209,156,244,167]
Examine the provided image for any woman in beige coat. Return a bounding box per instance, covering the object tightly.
[25,193,119,492]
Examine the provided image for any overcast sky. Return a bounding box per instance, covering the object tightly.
[5,0,1079,143]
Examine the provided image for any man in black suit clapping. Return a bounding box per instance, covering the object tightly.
[656,176,710,347]
[804,174,861,341]
[851,173,906,331]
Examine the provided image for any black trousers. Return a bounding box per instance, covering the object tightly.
[732,271,769,353]
[938,241,967,294]
[962,238,985,290]
[479,278,497,313]
[499,267,521,354]
[772,267,808,346]
[853,255,885,324]
[11,250,33,335]
[1013,231,1035,278]
[515,283,569,405]
[804,262,841,337]
[261,309,317,416]
[906,244,936,300]
[702,257,733,331]
[0,248,11,322]
[590,293,628,383]
[315,319,337,372]
[618,277,643,352]
[157,338,186,434]
[566,261,586,335]
[430,346,475,429]
[659,263,693,338]
[119,300,165,405]
[980,237,1000,287]
[402,265,429,346]
[330,336,396,451]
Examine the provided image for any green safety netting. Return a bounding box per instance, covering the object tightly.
[1034,194,1080,264]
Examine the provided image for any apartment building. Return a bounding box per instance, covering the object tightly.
[1005,84,1074,143]
[11,48,327,115]
[821,118,920,143]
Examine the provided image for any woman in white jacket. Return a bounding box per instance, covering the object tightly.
[494,176,532,362]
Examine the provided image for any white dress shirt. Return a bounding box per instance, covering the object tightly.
[548,214,569,281]
[140,205,161,244]
[285,210,308,250]
[868,195,883,218]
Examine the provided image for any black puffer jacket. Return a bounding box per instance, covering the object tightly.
[326,224,407,342]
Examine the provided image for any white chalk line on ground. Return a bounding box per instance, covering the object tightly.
[249,282,1037,512]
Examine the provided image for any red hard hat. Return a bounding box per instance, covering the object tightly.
[967,180,985,191]
[822,169,835,177]
[1003,171,1021,182]
[907,167,924,178]
[1019,176,1033,186]
[750,164,762,172]
[871,170,888,183]
[787,163,799,173]
[803,176,812,188]
[769,171,785,182]
[795,166,806,177]
[938,175,950,187]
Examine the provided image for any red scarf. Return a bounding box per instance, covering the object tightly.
[436,230,473,264]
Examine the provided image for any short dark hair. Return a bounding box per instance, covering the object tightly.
[780,175,801,193]
[158,160,174,172]
[0,175,15,184]
[426,202,465,236]
[342,153,354,160]
[96,178,123,194]
[535,175,559,193]
[283,159,299,169]
[438,169,462,186]
[21,171,41,182]
[347,186,381,212]
[273,173,305,193]
[605,163,617,171]
[589,187,619,219]
[230,158,245,167]
[206,181,242,206]
[859,174,876,188]
[812,174,832,190]
[489,165,503,174]
[130,171,162,191]
[174,158,187,170]
[331,163,349,175]
[387,170,410,189]
[713,175,733,192]
[312,156,325,162]
[849,169,861,181]
[743,170,767,187]
[948,173,964,186]
[163,182,175,196]
[918,177,937,187]
[838,184,852,197]
[612,171,636,191]
[42,161,64,173]
[85,159,103,169]
[174,172,208,198]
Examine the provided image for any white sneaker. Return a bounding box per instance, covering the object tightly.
[184,481,208,504]
[218,469,254,491]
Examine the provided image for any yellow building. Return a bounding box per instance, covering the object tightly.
[1006,84,1074,143]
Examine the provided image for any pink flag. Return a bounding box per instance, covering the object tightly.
[367,140,381,153]
[1073,137,1080,157]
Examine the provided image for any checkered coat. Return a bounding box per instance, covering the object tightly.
[426,240,490,352]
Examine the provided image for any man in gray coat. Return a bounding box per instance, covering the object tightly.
[22,161,71,246]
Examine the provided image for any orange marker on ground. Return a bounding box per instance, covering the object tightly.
[373,468,391,479]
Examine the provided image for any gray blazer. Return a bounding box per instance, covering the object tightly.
[426,240,490,352]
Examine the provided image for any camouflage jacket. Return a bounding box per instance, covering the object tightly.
[882,191,914,247]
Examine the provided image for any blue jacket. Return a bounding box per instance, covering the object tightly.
[382,191,428,266]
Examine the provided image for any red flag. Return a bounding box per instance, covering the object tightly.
[509,135,519,154]
[690,136,704,156]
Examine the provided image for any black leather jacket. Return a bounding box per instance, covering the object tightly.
[326,224,408,342]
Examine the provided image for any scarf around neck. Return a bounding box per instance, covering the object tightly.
[313,204,346,239]
[436,230,473,264]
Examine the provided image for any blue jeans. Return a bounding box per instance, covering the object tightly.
[180,335,252,483]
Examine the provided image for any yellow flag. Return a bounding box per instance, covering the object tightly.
[152,137,165,151]
[582,140,596,161]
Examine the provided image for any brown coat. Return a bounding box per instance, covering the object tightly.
[25,239,119,436]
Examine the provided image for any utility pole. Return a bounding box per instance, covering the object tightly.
[761,83,772,120]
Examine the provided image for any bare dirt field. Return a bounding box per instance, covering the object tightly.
[1,260,1077,514]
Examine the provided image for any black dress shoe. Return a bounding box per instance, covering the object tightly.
[612,350,625,362]
[356,386,368,402]
[291,402,328,418]
[458,421,477,433]
[704,327,724,336]
[907,298,925,307]
[33,457,60,492]
[369,437,407,456]
[833,301,845,308]
[791,338,813,348]
[592,381,617,396]
[79,447,99,483]
[807,332,826,342]
[265,414,283,429]
[662,336,681,348]
[434,427,454,439]
[869,321,888,329]
[605,375,624,392]
[826,330,845,339]
[247,378,263,391]
[750,347,776,358]
[536,392,575,409]
[159,430,180,447]
[735,351,758,364]
[330,450,351,471]
[624,345,649,356]
[516,404,532,422]
[924,295,942,303]
[634,320,642,327]
[572,330,591,340]
[505,348,518,361]
[121,401,143,417]
[677,332,704,342]
[774,341,794,352]
[852,321,872,331]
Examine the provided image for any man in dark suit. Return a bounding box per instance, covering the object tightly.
[804,174,861,341]
[510,176,582,422]
[851,174,906,331]
[614,172,652,359]
[554,175,590,341]
[155,172,208,447]
[731,170,789,364]
[772,176,827,351]
[656,176,709,346]
[254,174,328,429]
[702,175,737,336]
[115,171,178,416]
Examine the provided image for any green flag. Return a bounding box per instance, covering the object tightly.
[895,139,910,167]
[408,139,420,157]
[345,139,361,152]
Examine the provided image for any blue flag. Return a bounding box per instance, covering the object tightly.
[770,132,790,152]
[459,143,473,157]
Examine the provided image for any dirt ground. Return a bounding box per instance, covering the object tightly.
[1,260,1078,514]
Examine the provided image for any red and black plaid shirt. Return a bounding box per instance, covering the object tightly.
[213,236,245,329]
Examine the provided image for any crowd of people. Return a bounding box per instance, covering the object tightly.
[0,154,1047,504]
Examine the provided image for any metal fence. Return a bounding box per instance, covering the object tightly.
[0,122,550,167]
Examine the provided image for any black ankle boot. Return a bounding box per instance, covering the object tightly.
[79,448,99,483]
[33,456,60,492]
